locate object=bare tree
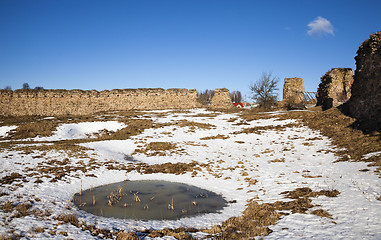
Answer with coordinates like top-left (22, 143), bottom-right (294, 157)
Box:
top-left (4, 86), bottom-right (12, 90)
top-left (197, 89), bottom-right (215, 105)
top-left (230, 90), bottom-right (242, 103)
top-left (249, 72), bottom-right (279, 109)
top-left (34, 86), bottom-right (44, 90)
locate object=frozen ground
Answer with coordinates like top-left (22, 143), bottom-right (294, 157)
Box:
top-left (0, 109), bottom-right (380, 239)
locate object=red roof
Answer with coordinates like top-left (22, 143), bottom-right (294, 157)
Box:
top-left (233, 103), bottom-right (244, 108)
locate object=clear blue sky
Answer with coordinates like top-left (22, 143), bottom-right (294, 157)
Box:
top-left (1, 0), bottom-right (380, 100)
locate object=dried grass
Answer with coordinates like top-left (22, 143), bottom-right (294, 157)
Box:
top-left (281, 187), bottom-right (340, 199)
top-left (0, 173), bottom-right (25, 185)
top-left (200, 134), bottom-right (229, 140)
top-left (241, 107), bottom-right (381, 171)
top-left (311, 209), bottom-right (333, 219)
top-left (132, 142), bottom-right (184, 156)
top-left (1, 201), bottom-right (14, 213)
top-left (117, 231), bottom-right (139, 240)
top-left (10, 121), bottom-right (58, 139)
top-left (234, 123), bottom-right (301, 135)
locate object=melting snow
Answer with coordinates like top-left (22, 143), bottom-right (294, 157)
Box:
top-left (35, 121), bottom-right (127, 141)
top-left (0, 126), bottom-right (17, 138)
top-left (0, 109), bottom-right (380, 239)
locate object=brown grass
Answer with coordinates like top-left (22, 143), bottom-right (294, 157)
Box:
top-left (234, 123), bottom-right (301, 135)
top-left (241, 107), bottom-right (381, 171)
top-left (1, 108), bottom-right (378, 238)
top-left (0, 173), bottom-right (25, 185)
top-left (10, 121), bottom-right (58, 139)
top-left (203, 186), bottom-right (340, 239)
top-left (174, 119), bottom-right (216, 130)
top-left (123, 161), bottom-right (208, 175)
top-left (14, 202), bottom-right (32, 217)
top-left (1, 201), bottom-right (14, 213)
top-left (132, 142), bottom-right (182, 156)
top-left (311, 209), bottom-right (333, 219)
top-left (281, 187), bottom-right (340, 199)
top-left (33, 227), bottom-right (45, 233)
top-left (57, 213), bottom-right (80, 227)
top-left (117, 231), bottom-right (139, 240)
top-left (200, 134), bottom-right (230, 140)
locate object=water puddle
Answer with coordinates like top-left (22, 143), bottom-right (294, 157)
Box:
top-left (73, 180), bottom-right (227, 220)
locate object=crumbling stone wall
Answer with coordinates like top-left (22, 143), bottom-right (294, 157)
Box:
top-left (343, 31), bottom-right (381, 131)
top-left (316, 68), bottom-right (353, 110)
top-left (283, 78), bottom-right (305, 104)
top-left (211, 88), bottom-right (233, 109)
top-left (0, 88), bottom-right (234, 116)
top-left (0, 88), bottom-right (207, 116)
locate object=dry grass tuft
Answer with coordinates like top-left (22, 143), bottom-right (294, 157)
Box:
top-left (10, 120), bottom-right (58, 139)
top-left (1, 201), bottom-right (14, 213)
top-left (33, 227), bottom-right (45, 233)
top-left (0, 173), bottom-right (25, 185)
top-left (311, 209), bottom-right (333, 219)
top-left (234, 123), bottom-right (301, 135)
top-left (174, 119), bottom-right (215, 130)
top-left (281, 187), bottom-right (340, 199)
top-left (125, 161), bottom-right (208, 175)
top-left (57, 213), bottom-right (80, 227)
top-left (117, 231), bottom-right (139, 240)
top-left (200, 134), bottom-right (229, 140)
top-left (101, 119), bottom-right (153, 140)
top-left (132, 142), bottom-right (182, 156)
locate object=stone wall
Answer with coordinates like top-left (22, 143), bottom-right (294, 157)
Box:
top-left (0, 88), bottom-right (217, 116)
top-left (283, 78), bottom-right (305, 104)
top-left (316, 68), bottom-right (353, 110)
top-left (343, 31), bottom-right (381, 131)
top-left (211, 88), bottom-right (233, 109)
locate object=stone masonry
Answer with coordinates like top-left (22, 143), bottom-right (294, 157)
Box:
top-left (0, 88), bottom-right (234, 116)
top-left (343, 31), bottom-right (381, 131)
top-left (0, 88), bottom-right (196, 116)
top-left (210, 88), bottom-right (233, 109)
top-left (316, 68), bottom-right (354, 110)
top-left (283, 78), bottom-right (305, 104)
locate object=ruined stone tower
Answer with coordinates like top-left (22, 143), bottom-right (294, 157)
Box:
top-left (343, 31), bottom-right (381, 131)
top-left (316, 68), bottom-right (353, 110)
top-left (283, 78), bottom-right (305, 104)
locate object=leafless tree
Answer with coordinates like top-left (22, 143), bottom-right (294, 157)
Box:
top-left (197, 89), bottom-right (215, 105)
top-left (249, 72), bottom-right (279, 109)
top-left (230, 90), bottom-right (242, 103)
top-left (4, 86), bottom-right (12, 90)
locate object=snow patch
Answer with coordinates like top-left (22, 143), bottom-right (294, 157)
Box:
top-left (35, 121), bottom-right (126, 141)
top-left (0, 126), bottom-right (17, 137)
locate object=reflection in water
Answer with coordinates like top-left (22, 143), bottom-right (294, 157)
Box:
top-left (73, 180), bottom-right (227, 220)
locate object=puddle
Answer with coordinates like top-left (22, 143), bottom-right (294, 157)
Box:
top-left (73, 180), bottom-right (227, 220)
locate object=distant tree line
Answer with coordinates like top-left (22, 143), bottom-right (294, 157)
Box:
top-left (3, 83), bottom-right (44, 91)
top-left (230, 90), bottom-right (242, 103)
top-left (197, 89), bottom-right (215, 105)
top-left (197, 89), bottom-right (243, 105)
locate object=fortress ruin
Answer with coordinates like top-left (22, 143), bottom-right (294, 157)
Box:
top-left (0, 88), bottom-right (233, 117)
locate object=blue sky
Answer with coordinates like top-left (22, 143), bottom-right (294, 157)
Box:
top-left (1, 0), bottom-right (380, 100)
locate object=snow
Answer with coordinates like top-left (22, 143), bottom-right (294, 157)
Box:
top-left (0, 125), bottom-right (17, 137)
top-left (363, 151), bottom-right (381, 159)
top-left (1, 109), bottom-right (380, 239)
top-left (35, 121), bottom-right (127, 141)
